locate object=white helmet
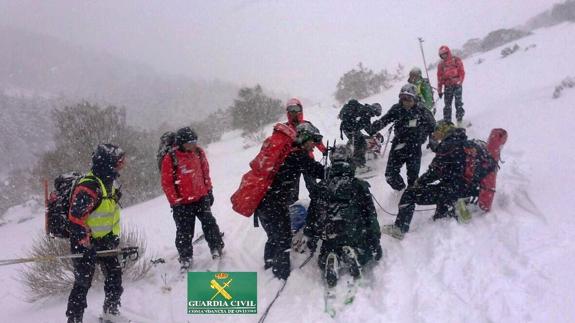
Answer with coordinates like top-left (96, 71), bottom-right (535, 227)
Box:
top-left (399, 84), bottom-right (417, 99)
top-left (409, 67), bottom-right (422, 77)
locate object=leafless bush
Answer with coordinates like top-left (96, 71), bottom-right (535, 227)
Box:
top-left (501, 44), bottom-right (521, 58)
top-left (553, 77), bottom-right (575, 99)
top-left (20, 225), bottom-right (152, 302)
top-left (242, 129), bottom-right (267, 148)
top-left (334, 62), bottom-right (404, 104)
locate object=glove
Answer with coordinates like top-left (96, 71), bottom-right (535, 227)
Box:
top-left (306, 237), bottom-right (318, 253)
top-left (411, 179), bottom-right (421, 189)
top-left (373, 244), bottom-right (383, 261)
top-left (113, 190), bottom-right (122, 204)
top-left (207, 189), bottom-right (214, 206)
top-left (292, 231), bottom-right (314, 253)
top-left (73, 241), bottom-right (96, 263)
top-left (438, 92), bottom-right (443, 99)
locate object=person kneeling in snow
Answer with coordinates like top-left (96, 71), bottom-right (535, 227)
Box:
top-left (302, 145), bottom-right (382, 287)
top-left (381, 121), bottom-right (468, 240)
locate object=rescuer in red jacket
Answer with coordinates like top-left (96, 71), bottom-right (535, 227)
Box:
top-left (160, 127), bottom-right (224, 272)
top-left (437, 45), bottom-right (465, 125)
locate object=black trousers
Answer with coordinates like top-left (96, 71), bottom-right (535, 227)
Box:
top-left (255, 196), bottom-right (292, 280)
top-left (172, 197), bottom-right (224, 260)
top-left (394, 183), bottom-right (460, 233)
top-left (66, 236), bottom-right (123, 319)
top-left (385, 143), bottom-right (422, 191)
top-left (443, 85), bottom-right (464, 122)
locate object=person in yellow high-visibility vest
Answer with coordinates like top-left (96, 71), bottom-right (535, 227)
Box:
top-left (65, 144), bottom-right (126, 323)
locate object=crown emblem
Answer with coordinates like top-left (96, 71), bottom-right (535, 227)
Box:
top-left (215, 272), bottom-right (229, 279)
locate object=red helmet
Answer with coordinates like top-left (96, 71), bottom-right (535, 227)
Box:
top-left (286, 97), bottom-right (304, 128)
top-left (286, 97), bottom-right (302, 109)
top-left (438, 45), bottom-right (450, 57)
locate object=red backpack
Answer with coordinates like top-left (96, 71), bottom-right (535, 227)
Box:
top-left (231, 123), bottom-right (296, 217)
top-left (462, 139), bottom-right (497, 193)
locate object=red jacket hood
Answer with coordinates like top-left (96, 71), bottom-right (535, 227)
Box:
top-left (439, 45), bottom-right (452, 60)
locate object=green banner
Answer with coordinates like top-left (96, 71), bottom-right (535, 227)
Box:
top-left (187, 272), bottom-right (257, 314)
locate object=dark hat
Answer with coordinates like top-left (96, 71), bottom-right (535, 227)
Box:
top-left (369, 103), bottom-right (382, 116)
top-left (330, 144), bottom-right (352, 163)
top-left (176, 127), bottom-right (198, 145)
top-left (295, 122), bottom-right (322, 145)
top-left (92, 144), bottom-right (125, 169)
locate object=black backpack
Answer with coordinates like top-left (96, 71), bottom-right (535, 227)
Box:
top-left (319, 173), bottom-right (365, 244)
top-left (339, 101), bottom-right (361, 133)
top-left (45, 172), bottom-right (82, 238)
top-left (156, 131), bottom-right (177, 171)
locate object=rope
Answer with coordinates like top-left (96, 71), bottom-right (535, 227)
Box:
top-left (370, 193), bottom-right (397, 216)
top-left (371, 192), bottom-right (436, 217)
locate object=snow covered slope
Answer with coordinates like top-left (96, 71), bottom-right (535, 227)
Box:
top-left (1, 22), bottom-right (575, 323)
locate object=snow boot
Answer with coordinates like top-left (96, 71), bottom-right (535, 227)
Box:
top-left (67, 316), bottom-right (83, 323)
top-left (341, 246), bottom-right (362, 279)
top-left (101, 302), bottom-right (129, 323)
top-left (324, 252), bottom-right (339, 288)
top-left (355, 165), bottom-right (372, 175)
top-left (432, 205), bottom-right (456, 221)
top-left (211, 247), bottom-right (223, 259)
top-left (381, 224), bottom-right (405, 240)
top-left (179, 257), bottom-right (192, 274)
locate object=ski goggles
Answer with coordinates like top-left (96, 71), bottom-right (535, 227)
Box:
top-left (298, 132), bottom-right (323, 144)
top-left (286, 105), bottom-right (302, 113)
top-left (399, 94), bottom-right (415, 102)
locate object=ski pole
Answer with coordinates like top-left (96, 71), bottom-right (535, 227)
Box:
top-left (0, 247), bottom-right (139, 267)
top-left (418, 37), bottom-right (431, 83)
top-left (43, 178), bottom-right (48, 234)
top-left (418, 37), bottom-right (436, 106)
top-left (323, 139), bottom-right (330, 181)
top-left (298, 252), bottom-right (315, 269)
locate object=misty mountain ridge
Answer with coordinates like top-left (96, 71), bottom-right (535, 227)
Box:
top-left (0, 25), bottom-right (239, 128)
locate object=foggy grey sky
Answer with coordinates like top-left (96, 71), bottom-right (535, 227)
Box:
top-left (0, 0), bottom-right (556, 102)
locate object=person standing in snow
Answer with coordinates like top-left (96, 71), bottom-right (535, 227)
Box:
top-left (408, 67), bottom-right (435, 114)
top-left (338, 99), bottom-right (382, 170)
top-left (370, 84), bottom-right (436, 191)
top-left (437, 45), bottom-right (465, 125)
top-left (302, 145), bottom-right (382, 286)
top-left (283, 97), bottom-right (329, 255)
top-left (65, 144), bottom-right (126, 323)
top-left (160, 127), bottom-right (224, 272)
top-left (255, 123), bottom-right (325, 280)
top-left (283, 97), bottom-right (327, 203)
top-left (381, 121), bottom-right (469, 240)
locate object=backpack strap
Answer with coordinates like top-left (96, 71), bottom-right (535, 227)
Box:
top-left (169, 149), bottom-right (181, 198)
